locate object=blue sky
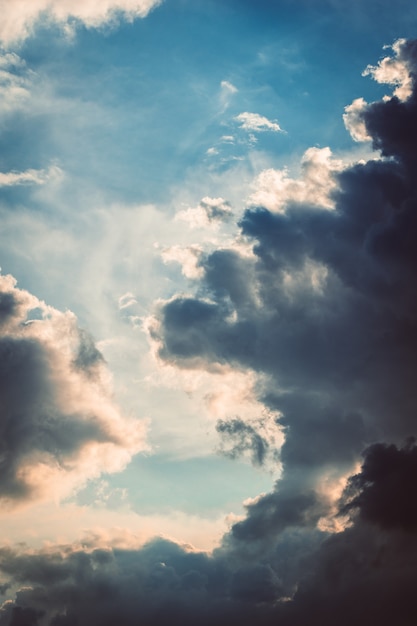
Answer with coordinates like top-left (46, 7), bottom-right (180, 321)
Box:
top-left (1, 1), bottom-right (417, 624)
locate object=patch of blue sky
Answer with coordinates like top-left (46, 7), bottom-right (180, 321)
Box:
top-left (74, 453), bottom-right (275, 517)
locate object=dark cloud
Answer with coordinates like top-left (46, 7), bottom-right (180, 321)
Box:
top-left (341, 440), bottom-right (417, 531)
top-left (216, 417), bottom-right (279, 467)
top-left (142, 38), bottom-right (417, 623)
top-left (0, 274), bottom-right (145, 504)
top-left (3, 38), bottom-right (417, 626)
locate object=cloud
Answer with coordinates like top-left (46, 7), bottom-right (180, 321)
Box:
top-left (341, 440), bottom-right (417, 531)
top-left (0, 273), bottom-right (147, 506)
top-left (175, 197), bottom-right (233, 229)
top-left (0, 0), bottom-right (163, 46)
top-left (249, 147), bottom-right (344, 211)
top-left (0, 52), bottom-right (30, 113)
top-left (2, 36), bottom-right (417, 626)
top-left (363, 38), bottom-right (417, 101)
top-left (161, 245), bottom-right (204, 279)
top-left (343, 98), bottom-right (372, 142)
top-left (149, 37), bottom-right (417, 602)
top-left (235, 112), bottom-right (283, 133)
top-left (0, 166), bottom-right (62, 187)
top-left (216, 416), bottom-right (281, 468)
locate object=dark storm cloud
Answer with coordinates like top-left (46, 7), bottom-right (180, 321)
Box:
top-left (0, 274), bottom-right (145, 504)
top-left (146, 38), bottom-right (417, 621)
top-left (155, 39), bottom-right (417, 444)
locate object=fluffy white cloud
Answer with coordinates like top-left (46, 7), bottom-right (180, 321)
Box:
top-left (343, 97), bottom-right (372, 142)
top-left (363, 38), bottom-right (414, 101)
top-left (0, 0), bottom-right (162, 46)
top-left (235, 112), bottom-right (283, 133)
top-left (249, 147), bottom-right (344, 212)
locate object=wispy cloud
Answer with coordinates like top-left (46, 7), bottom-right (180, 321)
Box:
top-left (235, 111), bottom-right (284, 133)
top-left (0, 165), bottom-right (62, 187)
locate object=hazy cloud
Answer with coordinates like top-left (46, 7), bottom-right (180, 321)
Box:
top-left (175, 197), bottom-right (233, 229)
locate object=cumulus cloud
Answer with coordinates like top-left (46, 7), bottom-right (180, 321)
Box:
top-left (343, 97), bottom-right (372, 142)
top-left (0, 52), bottom-right (31, 113)
top-left (0, 273), bottom-right (147, 506)
top-left (216, 416), bottom-right (281, 468)
top-left (146, 40), bottom-right (417, 619)
top-left (249, 147), bottom-right (344, 211)
top-left (161, 244), bottom-right (204, 279)
top-left (2, 37), bottom-right (417, 626)
top-left (235, 112), bottom-right (283, 133)
top-left (363, 38), bottom-right (417, 101)
top-left (0, 0), bottom-right (162, 46)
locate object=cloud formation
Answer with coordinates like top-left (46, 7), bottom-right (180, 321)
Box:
top-left (0, 0), bottom-right (162, 46)
top-left (0, 273), bottom-right (146, 505)
top-left (235, 112), bottom-right (283, 133)
top-left (2, 37), bottom-right (417, 626)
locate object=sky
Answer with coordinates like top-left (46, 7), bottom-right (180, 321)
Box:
top-left (1, 0), bottom-right (417, 624)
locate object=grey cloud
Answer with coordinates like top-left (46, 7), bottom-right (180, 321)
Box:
top-left (3, 38), bottom-right (417, 626)
top-left (0, 274), bottom-right (145, 504)
top-left (148, 39), bottom-right (417, 611)
top-left (340, 440), bottom-right (417, 531)
top-left (216, 417), bottom-right (279, 467)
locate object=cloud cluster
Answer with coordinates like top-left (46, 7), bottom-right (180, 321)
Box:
top-left (0, 0), bottom-right (162, 46)
top-left (2, 37), bottom-right (417, 626)
top-left (0, 273), bottom-right (146, 505)
top-left (145, 38), bottom-right (417, 620)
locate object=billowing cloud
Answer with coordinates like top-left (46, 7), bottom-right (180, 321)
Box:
top-left (363, 37), bottom-right (417, 101)
top-left (147, 37), bottom-right (417, 609)
top-left (2, 36), bottom-right (417, 626)
top-left (235, 112), bottom-right (283, 133)
top-left (0, 0), bottom-right (163, 46)
top-left (249, 147), bottom-right (344, 211)
top-left (0, 273), bottom-right (146, 505)
top-left (343, 98), bottom-right (372, 142)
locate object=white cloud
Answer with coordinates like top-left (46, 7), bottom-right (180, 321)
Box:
top-left (249, 147), bottom-right (344, 212)
top-left (235, 111), bottom-right (283, 133)
top-left (363, 38), bottom-right (413, 101)
top-left (343, 97), bottom-right (372, 142)
top-left (0, 165), bottom-right (62, 187)
top-left (221, 80), bottom-right (238, 94)
top-left (0, 51), bottom-right (30, 112)
top-left (0, 0), bottom-right (163, 46)
top-left (161, 244), bottom-right (204, 279)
